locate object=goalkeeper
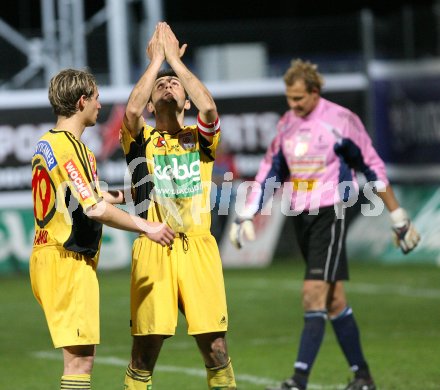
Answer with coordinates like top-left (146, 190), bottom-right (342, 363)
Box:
top-left (229, 59), bottom-right (420, 390)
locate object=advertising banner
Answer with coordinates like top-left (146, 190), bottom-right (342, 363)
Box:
top-left (0, 103), bottom-right (279, 192)
top-left (370, 60), bottom-right (440, 181)
top-left (0, 83), bottom-right (365, 273)
top-left (0, 205), bottom-right (136, 274)
top-left (0, 86), bottom-right (364, 192)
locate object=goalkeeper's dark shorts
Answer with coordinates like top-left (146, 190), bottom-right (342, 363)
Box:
top-left (293, 205), bottom-right (349, 282)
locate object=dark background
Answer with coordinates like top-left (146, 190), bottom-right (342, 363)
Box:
top-left (1, 0), bottom-right (438, 84)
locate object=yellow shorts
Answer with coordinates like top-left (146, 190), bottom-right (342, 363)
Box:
top-left (29, 246), bottom-right (99, 348)
top-left (130, 232), bottom-right (228, 336)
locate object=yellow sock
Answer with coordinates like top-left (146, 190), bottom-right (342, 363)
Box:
top-left (61, 374), bottom-right (91, 390)
top-left (206, 358), bottom-right (237, 390)
top-left (124, 365), bottom-right (153, 390)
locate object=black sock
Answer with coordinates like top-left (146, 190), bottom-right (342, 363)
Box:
top-left (293, 310), bottom-right (327, 388)
top-left (330, 306), bottom-right (371, 379)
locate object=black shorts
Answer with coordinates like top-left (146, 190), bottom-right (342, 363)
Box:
top-left (293, 205), bottom-right (349, 282)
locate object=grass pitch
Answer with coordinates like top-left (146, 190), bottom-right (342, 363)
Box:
top-left (1, 259), bottom-right (439, 389)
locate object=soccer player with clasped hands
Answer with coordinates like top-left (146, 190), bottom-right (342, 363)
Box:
top-left (230, 59), bottom-right (420, 390)
top-left (120, 23), bottom-right (237, 389)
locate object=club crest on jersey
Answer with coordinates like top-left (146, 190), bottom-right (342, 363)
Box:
top-left (64, 159), bottom-right (92, 200)
top-left (154, 135), bottom-right (166, 148)
top-left (178, 132), bottom-right (195, 150)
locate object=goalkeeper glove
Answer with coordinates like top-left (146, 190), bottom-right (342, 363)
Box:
top-left (229, 218), bottom-right (256, 249)
top-left (390, 207), bottom-right (420, 254)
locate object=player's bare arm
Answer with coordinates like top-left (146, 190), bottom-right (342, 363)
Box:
top-left (162, 23), bottom-right (218, 136)
top-left (375, 184), bottom-right (399, 212)
top-left (86, 200), bottom-right (174, 246)
top-left (102, 189), bottom-right (125, 204)
top-left (124, 24), bottom-right (165, 138)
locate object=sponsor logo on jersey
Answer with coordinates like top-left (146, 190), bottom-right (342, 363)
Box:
top-left (153, 152), bottom-right (202, 198)
top-left (178, 132), bottom-right (195, 150)
top-left (33, 229), bottom-right (49, 245)
top-left (64, 159), bottom-right (92, 200)
top-left (290, 155), bottom-right (326, 173)
top-left (34, 141), bottom-right (58, 171)
top-left (291, 178), bottom-right (318, 192)
top-left (88, 153), bottom-right (98, 182)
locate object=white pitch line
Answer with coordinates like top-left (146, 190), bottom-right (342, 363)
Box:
top-left (32, 351), bottom-right (271, 384)
top-left (32, 350), bottom-right (346, 389)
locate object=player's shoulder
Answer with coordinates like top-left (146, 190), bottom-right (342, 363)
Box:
top-left (322, 97), bottom-right (356, 116)
top-left (321, 98), bottom-right (360, 125)
top-left (36, 129), bottom-right (75, 151)
top-left (145, 123), bottom-right (156, 132)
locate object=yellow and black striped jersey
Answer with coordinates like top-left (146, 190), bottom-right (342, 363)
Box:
top-left (31, 129), bottom-right (103, 260)
top-left (120, 116), bottom-right (221, 234)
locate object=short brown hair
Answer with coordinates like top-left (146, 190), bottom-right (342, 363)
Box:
top-left (283, 59), bottom-right (324, 93)
top-left (48, 68), bottom-right (97, 118)
top-left (156, 68), bottom-right (178, 80)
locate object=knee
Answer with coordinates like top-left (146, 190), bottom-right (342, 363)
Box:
top-left (328, 299), bottom-right (347, 317)
top-left (209, 336), bottom-right (230, 367)
top-left (63, 346), bottom-right (95, 374)
top-left (302, 284), bottom-right (327, 311)
top-left (130, 335), bottom-right (164, 370)
top-left (327, 289), bottom-right (347, 316)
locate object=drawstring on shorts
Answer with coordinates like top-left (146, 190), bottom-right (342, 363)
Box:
top-left (168, 233), bottom-right (189, 253)
top-left (179, 233), bottom-right (189, 253)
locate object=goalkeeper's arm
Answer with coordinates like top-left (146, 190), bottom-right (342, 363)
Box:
top-left (377, 185), bottom-right (420, 254)
top-left (228, 182), bottom-right (262, 249)
top-left (229, 143), bottom-right (290, 249)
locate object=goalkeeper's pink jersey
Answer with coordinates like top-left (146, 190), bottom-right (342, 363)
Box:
top-left (248, 97), bottom-right (389, 212)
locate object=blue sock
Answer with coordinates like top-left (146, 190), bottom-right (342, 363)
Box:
top-left (330, 306), bottom-right (371, 378)
top-left (292, 310), bottom-right (327, 388)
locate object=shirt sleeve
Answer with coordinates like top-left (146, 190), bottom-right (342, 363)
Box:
top-left (245, 132), bottom-right (290, 216)
top-left (57, 147), bottom-right (101, 212)
top-left (120, 121), bottom-right (139, 155)
top-left (337, 112), bottom-right (389, 189)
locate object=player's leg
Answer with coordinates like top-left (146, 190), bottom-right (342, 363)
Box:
top-left (125, 236), bottom-right (178, 389)
top-left (328, 282), bottom-right (376, 389)
top-left (61, 345), bottom-right (95, 389)
top-left (266, 279), bottom-right (330, 390)
top-left (267, 207), bottom-right (347, 390)
top-left (30, 248), bottom-right (100, 390)
top-left (195, 332), bottom-right (236, 389)
top-left (124, 335), bottom-right (165, 390)
top-left (181, 234), bottom-right (236, 389)
top-left (290, 280), bottom-right (330, 390)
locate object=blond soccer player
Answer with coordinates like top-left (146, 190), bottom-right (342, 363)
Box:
top-left (30, 68), bottom-right (174, 390)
